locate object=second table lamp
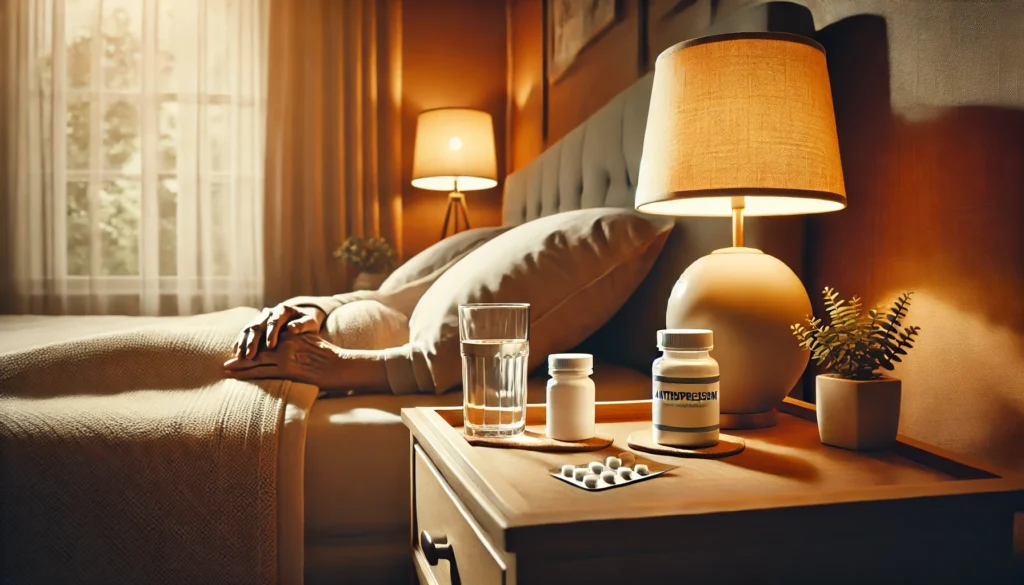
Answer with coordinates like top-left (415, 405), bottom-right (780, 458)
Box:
top-left (412, 108), bottom-right (498, 239)
top-left (635, 32), bottom-right (847, 428)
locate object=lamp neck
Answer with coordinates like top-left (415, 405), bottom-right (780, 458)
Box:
top-left (449, 176), bottom-right (464, 201)
top-left (731, 196), bottom-right (745, 248)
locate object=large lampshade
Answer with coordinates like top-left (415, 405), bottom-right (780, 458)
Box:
top-left (412, 108), bottom-right (498, 192)
top-left (635, 32), bottom-right (846, 216)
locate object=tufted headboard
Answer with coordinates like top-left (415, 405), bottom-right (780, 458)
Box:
top-left (502, 72), bottom-right (807, 371)
top-left (503, 75), bottom-right (655, 225)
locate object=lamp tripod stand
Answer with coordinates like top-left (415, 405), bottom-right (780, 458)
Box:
top-left (440, 190), bottom-right (471, 239)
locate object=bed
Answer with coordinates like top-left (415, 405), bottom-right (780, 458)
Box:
top-left (0, 314), bottom-right (651, 585)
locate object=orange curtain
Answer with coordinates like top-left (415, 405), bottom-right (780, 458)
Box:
top-left (263, 0), bottom-right (403, 304)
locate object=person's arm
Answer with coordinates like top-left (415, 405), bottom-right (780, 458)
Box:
top-left (227, 262), bottom-right (457, 390)
top-left (224, 334), bottom-right (390, 394)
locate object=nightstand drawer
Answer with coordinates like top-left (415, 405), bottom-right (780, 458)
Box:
top-left (413, 445), bottom-right (505, 585)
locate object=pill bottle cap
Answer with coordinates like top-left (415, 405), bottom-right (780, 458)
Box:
top-left (658, 329), bottom-right (713, 351)
top-left (548, 353), bottom-right (593, 373)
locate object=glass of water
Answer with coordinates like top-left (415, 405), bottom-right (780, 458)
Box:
top-left (459, 303), bottom-right (530, 437)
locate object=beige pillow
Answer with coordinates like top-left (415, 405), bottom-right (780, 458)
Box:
top-left (408, 208), bottom-right (672, 393)
top-left (379, 226), bottom-right (507, 292)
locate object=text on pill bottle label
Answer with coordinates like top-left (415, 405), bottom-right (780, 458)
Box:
top-left (652, 375), bottom-right (719, 432)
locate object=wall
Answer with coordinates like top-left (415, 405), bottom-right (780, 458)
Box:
top-left (546, 1), bottom-right (645, 143)
top-left (507, 0), bottom-right (1024, 471)
top-left (507, 0), bottom-right (812, 167)
top-left (803, 0), bottom-right (1024, 472)
top-left (508, 0), bottom-right (545, 172)
top-left (401, 0), bottom-right (507, 258)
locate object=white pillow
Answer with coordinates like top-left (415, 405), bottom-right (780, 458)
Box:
top-left (404, 208), bottom-right (672, 393)
top-left (379, 226), bottom-right (507, 292)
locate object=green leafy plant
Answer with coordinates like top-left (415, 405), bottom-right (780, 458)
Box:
top-left (333, 236), bottom-right (397, 274)
top-left (791, 287), bottom-right (921, 380)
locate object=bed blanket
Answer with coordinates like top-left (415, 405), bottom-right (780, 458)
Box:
top-left (0, 308), bottom-right (290, 585)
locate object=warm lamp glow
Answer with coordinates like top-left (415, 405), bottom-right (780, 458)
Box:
top-left (412, 108), bottom-right (497, 192)
top-left (635, 33), bottom-right (846, 217)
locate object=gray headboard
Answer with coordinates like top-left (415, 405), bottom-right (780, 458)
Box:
top-left (501, 72), bottom-right (807, 370)
top-left (503, 74), bottom-right (655, 225)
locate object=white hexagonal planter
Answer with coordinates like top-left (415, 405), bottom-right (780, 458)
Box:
top-left (815, 374), bottom-right (901, 451)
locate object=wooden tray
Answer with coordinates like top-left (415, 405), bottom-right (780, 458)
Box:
top-left (425, 397), bottom-right (1017, 483)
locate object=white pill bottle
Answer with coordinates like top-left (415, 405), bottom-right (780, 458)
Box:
top-left (652, 329), bottom-right (720, 448)
top-left (546, 353), bottom-right (596, 441)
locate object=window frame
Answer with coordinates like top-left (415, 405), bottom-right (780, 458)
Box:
top-left (53, 0), bottom-right (258, 306)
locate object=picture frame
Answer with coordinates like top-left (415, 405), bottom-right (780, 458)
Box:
top-left (547, 0), bottom-right (620, 82)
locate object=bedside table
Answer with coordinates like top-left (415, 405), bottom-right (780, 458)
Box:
top-left (402, 399), bottom-right (1023, 585)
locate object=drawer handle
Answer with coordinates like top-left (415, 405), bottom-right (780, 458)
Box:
top-left (420, 530), bottom-right (455, 566)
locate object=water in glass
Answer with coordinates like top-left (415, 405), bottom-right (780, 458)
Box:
top-left (459, 304), bottom-right (529, 437)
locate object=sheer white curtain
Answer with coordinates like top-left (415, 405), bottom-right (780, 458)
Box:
top-left (1, 0), bottom-right (268, 315)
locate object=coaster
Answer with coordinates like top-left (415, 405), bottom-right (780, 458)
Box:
top-left (463, 430), bottom-right (614, 452)
top-left (627, 428), bottom-right (745, 459)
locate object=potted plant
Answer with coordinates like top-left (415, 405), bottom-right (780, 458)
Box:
top-left (333, 236), bottom-right (397, 290)
top-left (791, 288), bottom-right (921, 451)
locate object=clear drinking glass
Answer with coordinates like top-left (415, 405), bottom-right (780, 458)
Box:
top-left (459, 303), bottom-right (530, 437)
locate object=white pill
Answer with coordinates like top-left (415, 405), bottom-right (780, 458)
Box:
top-left (601, 470), bottom-right (616, 484)
top-left (605, 456), bottom-right (621, 470)
top-left (634, 464), bottom-right (649, 476)
top-left (583, 474), bottom-right (599, 488)
top-left (588, 461), bottom-right (604, 473)
top-left (618, 468), bottom-right (632, 479)
top-left (561, 464), bottom-right (575, 477)
top-left (573, 468), bottom-right (587, 481)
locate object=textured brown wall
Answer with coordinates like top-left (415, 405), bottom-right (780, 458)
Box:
top-left (509, 0), bottom-right (806, 161)
top-left (545, 0), bottom-right (644, 143)
top-left (509, 0), bottom-right (545, 172)
top-left (507, 0), bottom-right (1024, 470)
top-left (804, 0), bottom-right (1024, 472)
top-left (401, 0), bottom-right (507, 258)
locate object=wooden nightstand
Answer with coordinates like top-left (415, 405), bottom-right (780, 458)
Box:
top-left (402, 399), bottom-right (1023, 584)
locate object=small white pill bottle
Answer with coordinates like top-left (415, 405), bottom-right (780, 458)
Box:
top-left (546, 353), bottom-right (596, 441)
top-left (652, 329), bottom-right (720, 448)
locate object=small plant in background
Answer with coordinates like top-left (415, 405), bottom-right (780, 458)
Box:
top-left (791, 287), bottom-right (921, 380)
top-left (333, 236), bottom-right (397, 274)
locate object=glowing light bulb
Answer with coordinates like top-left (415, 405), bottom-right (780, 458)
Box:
top-left (448, 137), bottom-right (463, 151)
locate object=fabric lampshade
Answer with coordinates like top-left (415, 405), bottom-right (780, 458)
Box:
top-left (635, 32), bottom-right (846, 216)
top-left (412, 108), bottom-right (498, 192)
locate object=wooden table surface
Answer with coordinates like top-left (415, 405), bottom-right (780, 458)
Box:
top-left (405, 399), bottom-right (1024, 584)
top-left (483, 411), bottom-right (951, 512)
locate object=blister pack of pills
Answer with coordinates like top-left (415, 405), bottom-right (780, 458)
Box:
top-left (549, 452), bottom-right (676, 491)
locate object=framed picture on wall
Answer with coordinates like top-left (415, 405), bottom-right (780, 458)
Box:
top-left (547, 0), bottom-right (620, 81)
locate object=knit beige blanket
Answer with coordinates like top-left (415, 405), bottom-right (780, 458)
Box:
top-left (0, 308), bottom-right (290, 585)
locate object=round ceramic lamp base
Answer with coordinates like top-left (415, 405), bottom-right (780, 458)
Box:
top-left (666, 247), bottom-right (811, 430)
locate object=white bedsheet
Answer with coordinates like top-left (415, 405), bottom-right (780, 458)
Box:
top-left (0, 315), bottom-right (314, 585)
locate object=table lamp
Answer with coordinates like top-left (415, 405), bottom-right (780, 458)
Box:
top-left (412, 108), bottom-right (498, 239)
top-left (635, 32), bottom-right (846, 429)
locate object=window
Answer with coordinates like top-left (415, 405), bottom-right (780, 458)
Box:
top-left (12, 0), bottom-right (267, 314)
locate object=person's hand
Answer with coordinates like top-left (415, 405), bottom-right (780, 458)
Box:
top-left (224, 334), bottom-right (390, 393)
top-left (225, 333), bottom-right (343, 387)
top-left (232, 303), bottom-right (326, 360)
